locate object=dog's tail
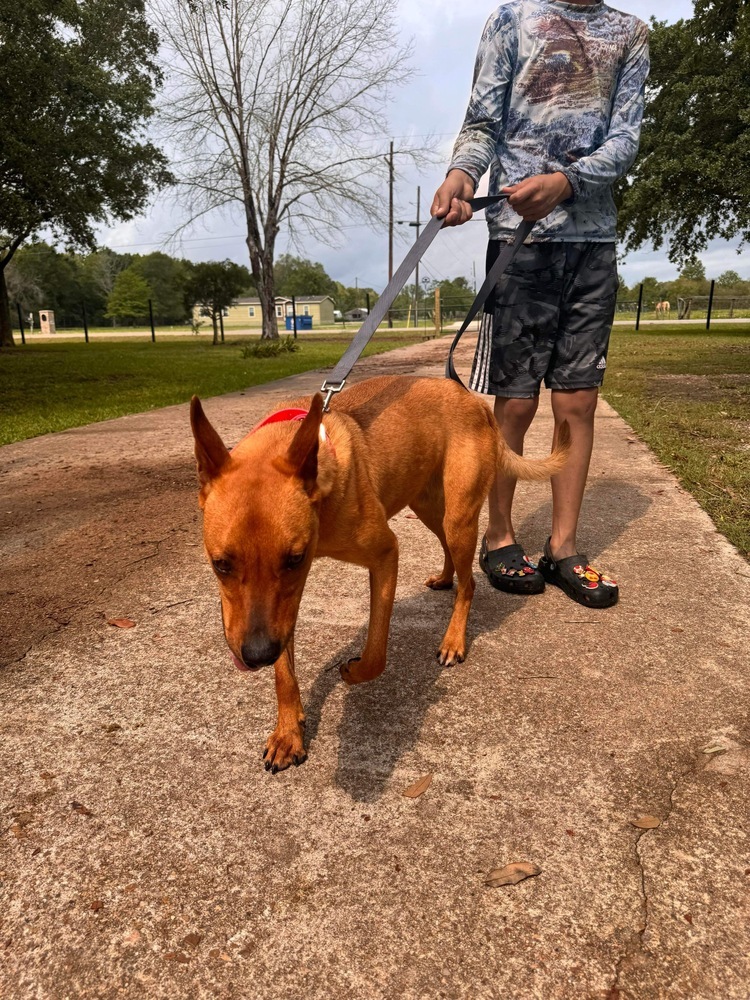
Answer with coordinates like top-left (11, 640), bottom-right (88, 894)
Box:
top-left (493, 417), bottom-right (571, 481)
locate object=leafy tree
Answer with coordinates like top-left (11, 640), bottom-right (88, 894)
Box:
top-left (106, 269), bottom-right (152, 323)
top-left (679, 260), bottom-right (707, 283)
top-left (6, 243), bottom-right (84, 325)
top-left (426, 276), bottom-right (475, 317)
top-left (332, 282), bottom-right (379, 314)
top-left (619, 1), bottom-right (750, 264)
top-left (717, 270), bottom-right (743, 287)
top-left (0, 0), bottom-right (171, 347)
top-left (274, 256), bottom-right (336, 298)
top-left (79, 249), bottom-right (132, 325)
top-left (185, 261), bottom-right (252, 345)
top-left (133, 253), bottom-right (190, 324)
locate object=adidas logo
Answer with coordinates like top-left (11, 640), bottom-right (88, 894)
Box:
top-left (596, 356), bottom-right (607, 370)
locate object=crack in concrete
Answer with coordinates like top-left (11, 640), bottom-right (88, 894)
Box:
top-left (608, 761), bottom-right (697, 997)
top-left (0, 618), bottom-right (72, 670)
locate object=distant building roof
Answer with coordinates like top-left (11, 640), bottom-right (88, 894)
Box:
top-left (235, 294), bottom-right (335, 305)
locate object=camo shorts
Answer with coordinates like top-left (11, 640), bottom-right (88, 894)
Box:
top-left (469, 241), bottom-right (618, 397)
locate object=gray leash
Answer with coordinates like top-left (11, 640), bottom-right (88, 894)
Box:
top-left (321, 196), bottom-right (534, 409)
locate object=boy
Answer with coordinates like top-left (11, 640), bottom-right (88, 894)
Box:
top-left (432, 0), bottom-right (649, 608)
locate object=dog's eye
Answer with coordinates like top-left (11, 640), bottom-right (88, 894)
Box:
top-left (285, 551), bottom-right (306, 571)
top-left (212, 558), bottom-right (233, 576)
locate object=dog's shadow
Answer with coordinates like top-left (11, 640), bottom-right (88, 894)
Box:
top-left (303, 478), bottom-right (651, 802)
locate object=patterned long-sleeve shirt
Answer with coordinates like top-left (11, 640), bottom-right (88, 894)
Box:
top-left (448, 0), bottom-right (650, 242)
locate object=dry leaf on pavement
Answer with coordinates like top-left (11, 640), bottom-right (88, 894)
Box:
top-left (630, 815), bottom-right (661, 830)
top-left (107, 618), bottom-right (136, 629)
top-left (485, 862), bottom-right (541, 887)
top-left (70, 801), bottom-right (93, 817)
top-left (402, 774), bottom-right (433, 798)
top-left (702, 743), bottom-right (726, 756)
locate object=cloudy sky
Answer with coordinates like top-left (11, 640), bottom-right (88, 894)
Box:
top-left (101, 0), bottom-right (747, 288)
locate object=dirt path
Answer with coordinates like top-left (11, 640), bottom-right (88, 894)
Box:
top-left (2, 336), bottom-right (748, 999)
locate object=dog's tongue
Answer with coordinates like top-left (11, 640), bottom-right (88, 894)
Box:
top-left (231, 651), bottom-right (250, 671)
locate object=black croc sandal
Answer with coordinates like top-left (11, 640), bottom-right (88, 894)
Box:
top-left (538, 538), bottom-right (619, 609)
top-left (478, 538), bottom-right (545, 594)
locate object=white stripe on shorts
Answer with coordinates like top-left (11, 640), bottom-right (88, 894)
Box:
top-left (469, 311), bottom-right (493, 394)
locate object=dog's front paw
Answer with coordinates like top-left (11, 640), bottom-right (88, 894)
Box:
top-left (424, 572), bottom-right (454, 590)
top-left (339, 654), bottom-right (386, 685)
top-left (436, 639), bottom-right (466, 667)
top-left (263, 724), bottom-right (307, 773)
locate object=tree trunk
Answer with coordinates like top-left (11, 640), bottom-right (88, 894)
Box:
top-left (257, 261), bottom-right (279, 340)
top-left (0, 266), bottom-right (16, 349)
top-left (211, 309), bottom-right (219, 345)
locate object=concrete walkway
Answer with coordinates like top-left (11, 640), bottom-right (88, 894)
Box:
top-left (1, 337), bottom-right (748, 1000)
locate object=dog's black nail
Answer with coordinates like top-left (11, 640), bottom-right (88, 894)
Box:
top-left (265, 761), bottom-right (271, 771)
top-left (262, 748), bottom-right (268, 759)
top-left (272, 765), bottom-right (279, 774)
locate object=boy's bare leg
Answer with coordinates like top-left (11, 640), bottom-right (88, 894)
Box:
top-left (548, 388), bottom-right (598, 559)
top-left (484, 395), bottom-right (539, 549)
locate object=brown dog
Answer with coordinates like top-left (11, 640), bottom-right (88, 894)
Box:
top-left (191, 376), bottom-right (568, 772)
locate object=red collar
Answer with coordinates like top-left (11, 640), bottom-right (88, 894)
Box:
top-left (250, 407), bottom-right (308, 434)
top-left (249, 407), bottom-right (335, 459)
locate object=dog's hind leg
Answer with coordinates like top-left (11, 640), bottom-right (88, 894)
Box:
top-left (410, 489), bottom-right (455, 590)
top-left (435, 445), bottom-right (491, 666)
top-left (436, 510), bottom-right (480, 666)
top-left (264, 637), bottom-right (307, 773)
top-left (340, 523), bottom-right (399, 686)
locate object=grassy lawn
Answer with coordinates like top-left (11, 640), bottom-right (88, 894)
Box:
top-left (0, 335), bottom-right (424, 445)
top-left (602, 324), bottom-right (750, 557)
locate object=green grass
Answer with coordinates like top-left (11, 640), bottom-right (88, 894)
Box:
top-left (0, 335), bottom-right (423, 445)
top-left (602, 324), bottom-right (750, 557)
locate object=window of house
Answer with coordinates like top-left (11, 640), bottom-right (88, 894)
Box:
top-left (248, 306), bottom-right (255, 318)
top-left (276, 305), bottom-right (283, 318)
top-left (303, 305), bottom-right (310, 316)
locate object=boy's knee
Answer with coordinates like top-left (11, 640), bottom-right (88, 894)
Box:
top-left (496, 395), bottom-right (539, 429)
top-left (551, 388), bottom-right (598, 423)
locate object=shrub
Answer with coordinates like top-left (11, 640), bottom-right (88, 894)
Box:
top-left (240, 336), bottom-right (301, 358)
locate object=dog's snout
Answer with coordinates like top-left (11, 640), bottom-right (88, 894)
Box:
top-left (241, 635), bottom-right (282, 667)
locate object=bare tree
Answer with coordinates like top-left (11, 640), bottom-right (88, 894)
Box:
top-left (154, 0), bottom-right (419, 338)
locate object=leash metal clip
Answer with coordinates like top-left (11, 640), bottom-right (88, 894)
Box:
top-left (320, 378), bottom-right (346, 412)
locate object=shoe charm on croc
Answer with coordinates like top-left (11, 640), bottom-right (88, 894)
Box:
top-left (498, 555), bottom-right (538, 578)
top-left (572, 564), bottom-right (618, 591)
top-left (479, 539), bottom-right (545, 594)
top-left (539, 539), bottom-right (619, 609)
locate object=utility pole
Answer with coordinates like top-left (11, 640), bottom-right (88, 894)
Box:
top-left (472, 260), bottom-right (477, 293)
top-left (414, 186), bottom-right (421, 329)
top-left (387, 140), bottom-right (394, 328)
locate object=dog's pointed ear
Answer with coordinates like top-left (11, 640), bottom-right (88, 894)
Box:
top-left (190, 396), bottom-right (230, 489)
top-left (285, 393), bottom-right (324, 493)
